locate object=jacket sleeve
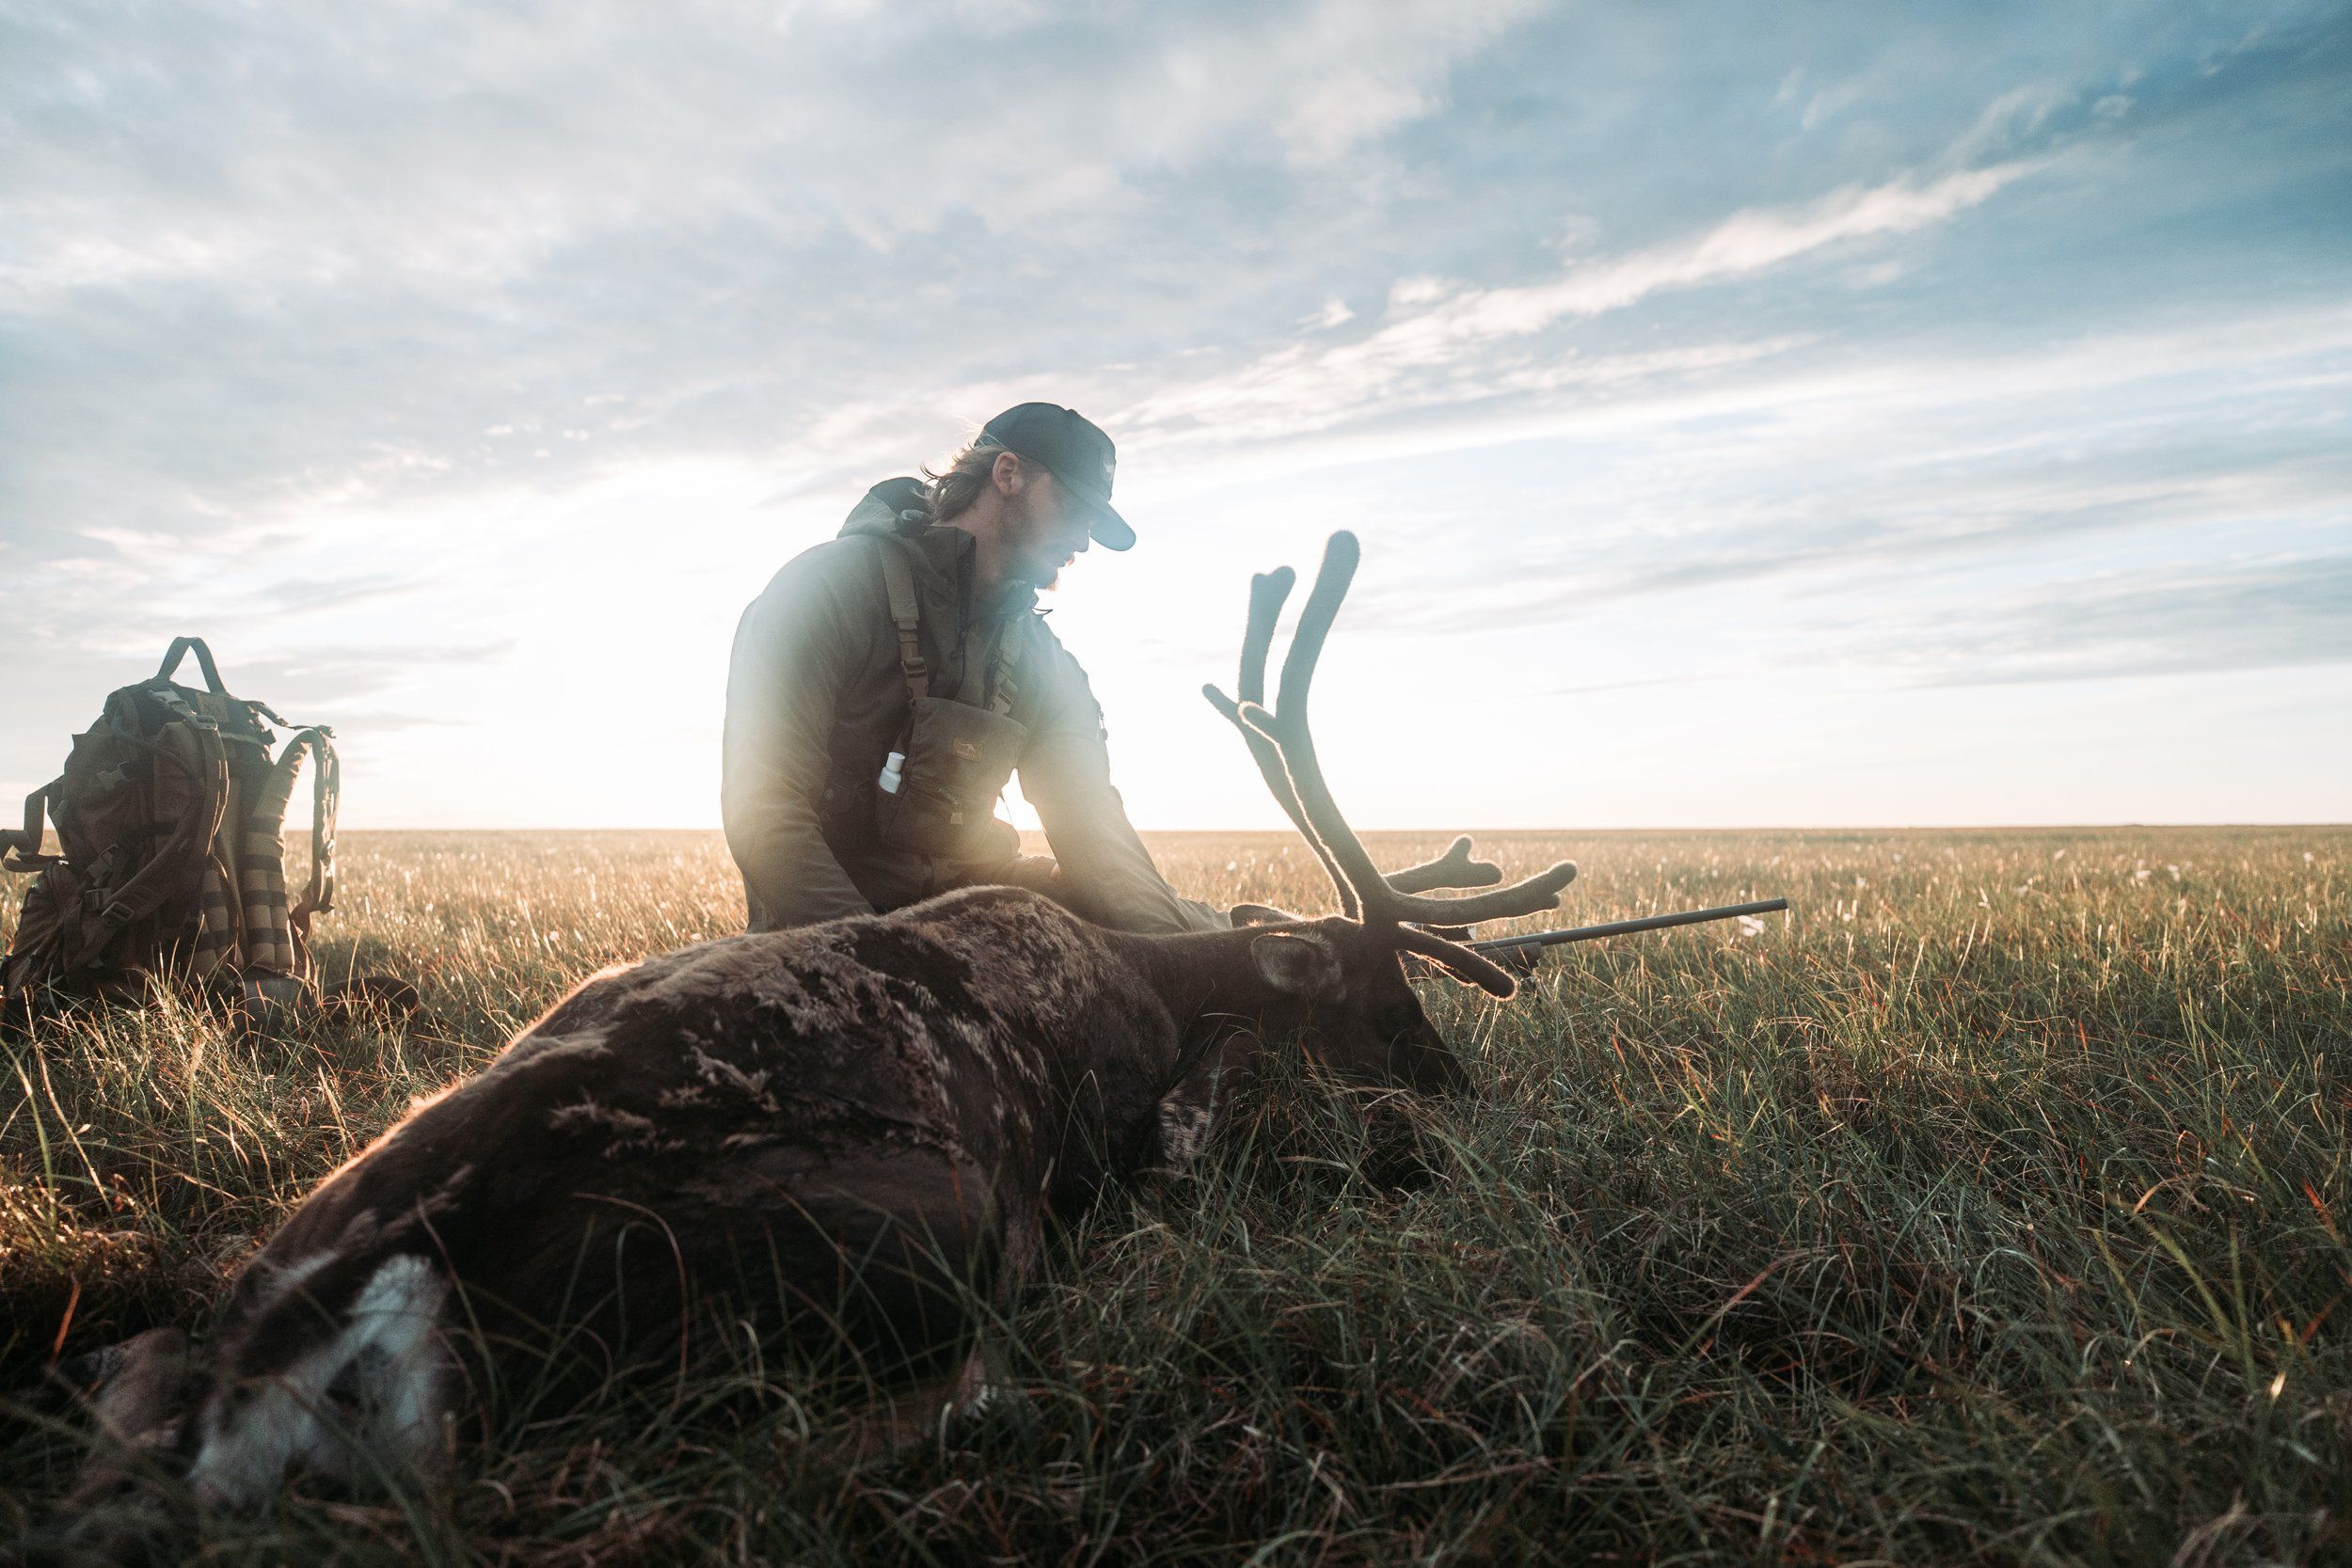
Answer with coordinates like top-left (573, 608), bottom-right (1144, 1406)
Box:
top-left (1018, 635), bottom-right (1228, 935)
top-left (721, 546), bottom-right (877, 928)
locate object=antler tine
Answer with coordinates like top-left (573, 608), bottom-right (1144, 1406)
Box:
top-left (1385, 834), bottom-right (1503, 895)
top-left (1395, 925), bottom-right (1521, 998)
top-left (1241, 530), bottom-right (1581, 929)
top-left (1238, 566), bottom-right (1292, 709)
top-left (1203, 564), bottom-right (1360, 919)
top-left (1234, 531), bottom-right (1401, 919)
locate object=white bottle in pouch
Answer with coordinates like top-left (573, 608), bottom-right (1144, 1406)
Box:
top-left (878, 751), bottom-right (905, 795)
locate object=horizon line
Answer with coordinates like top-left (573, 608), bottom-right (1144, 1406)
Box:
top-left (322, 821), bottom-right (2352, 833)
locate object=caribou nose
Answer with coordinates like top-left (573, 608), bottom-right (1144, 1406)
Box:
top-left (1417, 1036), bottom-right (1470, 1095)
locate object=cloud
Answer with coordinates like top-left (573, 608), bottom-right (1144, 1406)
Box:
top-left (0, 0), bottom-right (1561, 570)
top-left (1, 2), bottom-right (2345, 824)
top-left (1302, 304), bottom-right (2352, 639)
top-left (1547, 673), bottom-right (1734, 698)
top-left (0, 0), bottom-right (1544, 305)
top-left (319, 710), bottom-right (468, 734)
top-left (6, 0), bottom-right (2335, 578)
top-left (264, 574), bottom-right (425, 614)
top-left (1113, 158), bottom-right (2039, 445)
top-left (1870, 554), bottom-right (2352, 686)
top-left (1262, 0), bottom-right (1542, 163)
top-left (227, 642), bottom-right (517, 707)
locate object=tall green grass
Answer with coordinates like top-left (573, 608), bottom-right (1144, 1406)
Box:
top-left (4, 827), bottom-right (2346, 1564)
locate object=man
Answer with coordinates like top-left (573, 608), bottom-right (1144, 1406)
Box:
top-left (723, 403), bottom-right (1227, 935)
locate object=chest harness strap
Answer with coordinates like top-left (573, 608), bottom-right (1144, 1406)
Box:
top-left (877, 540), bottom-right (931, 703)
top-left (876, 536), bottom-right (1022, 716)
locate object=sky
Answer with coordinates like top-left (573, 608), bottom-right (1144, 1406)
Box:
top-left (2, 0), bottom-right (2347, 832)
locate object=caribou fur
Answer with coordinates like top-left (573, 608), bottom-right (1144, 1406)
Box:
top-left (80, 885), bottom-right (1465, 1504)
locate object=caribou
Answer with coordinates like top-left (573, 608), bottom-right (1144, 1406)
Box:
top-left (70, 531), bottom-right (1575, 1504)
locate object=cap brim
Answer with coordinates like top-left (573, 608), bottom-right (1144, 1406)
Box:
top-left (1084, 499), bottom-right (1136, 551)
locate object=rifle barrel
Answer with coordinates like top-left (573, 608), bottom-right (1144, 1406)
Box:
top-left (1466, 897), bottom-right (1789, 954)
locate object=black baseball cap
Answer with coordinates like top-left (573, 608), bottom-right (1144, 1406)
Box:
top-left (977, 403), bottom-right (1135, 550)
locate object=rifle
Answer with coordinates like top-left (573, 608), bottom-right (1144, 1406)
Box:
top-left (1466, 896), bottom-right (1789, 963)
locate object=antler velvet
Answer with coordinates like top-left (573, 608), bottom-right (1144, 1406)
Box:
top-left (1206, 530), bottom-right (1578, 994)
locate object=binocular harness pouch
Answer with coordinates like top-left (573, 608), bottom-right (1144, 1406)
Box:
top-left (874, 696), bottom-right (1027, 863)
top-left (868, 536), bottom-right (1029, 864)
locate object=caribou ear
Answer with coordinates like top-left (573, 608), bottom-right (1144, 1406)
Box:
top-left (1250, 931), bottom-right (1344, 997)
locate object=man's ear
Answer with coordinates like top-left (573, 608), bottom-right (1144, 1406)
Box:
top-left (993, 450), bottom-right (1025, 495)
top-left (1250, 931), bottom-right (1344, 998)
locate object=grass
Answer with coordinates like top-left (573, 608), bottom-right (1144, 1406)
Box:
top-left (3, 825), bottom-right (2348, 1565)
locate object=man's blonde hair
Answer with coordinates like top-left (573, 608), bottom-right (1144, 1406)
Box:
top-left (922, 440), bottom-right (1020, 524)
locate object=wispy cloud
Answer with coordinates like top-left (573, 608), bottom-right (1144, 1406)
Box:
top-left (1868, 554), bottom-right (2352, 687)
top-left (1318, 307), bottom-right (2352, 638)
top-left (228, 643), bottom-right (519, 709)
top-left (264, 574), bottom-right (426, 614)
top-left (1118, 160), bottom-right (2038, 445)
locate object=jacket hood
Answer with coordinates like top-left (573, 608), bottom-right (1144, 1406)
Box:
top-left (836, 477), bottom-right (1039, 618)
top-left (837, 476), bottom-right (933, 540)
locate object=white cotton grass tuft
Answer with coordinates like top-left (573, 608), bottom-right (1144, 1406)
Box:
top-left (1736, 915), bottom-right (1766, 937)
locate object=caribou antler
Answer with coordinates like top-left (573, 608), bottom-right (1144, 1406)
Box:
top-left (1208, 531), bottom-right (1578, 995)
top-left (1207, 561), bottom-right (1514, 918)
top-left (1385, 834), bottom-right (1503, 895)
top-left (1203, 565), bottom-right (1359, 918)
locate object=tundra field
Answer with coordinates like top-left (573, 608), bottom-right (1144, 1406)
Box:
top-left (2, 826), bottom-right (2348, 1565)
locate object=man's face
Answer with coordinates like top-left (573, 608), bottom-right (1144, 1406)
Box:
top-left (1002, 463), bottom-right (1093, 591)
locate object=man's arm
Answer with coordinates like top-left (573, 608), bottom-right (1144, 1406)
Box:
top-left (1019, 636), bottom-right (1227, 934)
top-left (721, 546), bottom-right (877, 929)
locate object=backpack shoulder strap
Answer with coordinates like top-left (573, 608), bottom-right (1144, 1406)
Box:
top-left (0, 778), bottom-right (60, 869)
top-left (285, 728), bottom-right (339, 937)
top-left (241, 727), bottom-right (340, 973)
top-left (874, 537), bottom-right (930, 703)
top-left (979, 614), bottom-right (1026, 717)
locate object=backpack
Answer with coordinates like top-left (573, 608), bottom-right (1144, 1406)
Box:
top-left (1, 637), bottom-right (339, 1022)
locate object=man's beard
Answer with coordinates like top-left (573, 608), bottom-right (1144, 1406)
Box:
top-left (1005, 489), bottom-right (1068, 591)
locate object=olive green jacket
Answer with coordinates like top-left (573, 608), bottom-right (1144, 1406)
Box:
top-left (722, 479), bottom-right (1224, 936)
